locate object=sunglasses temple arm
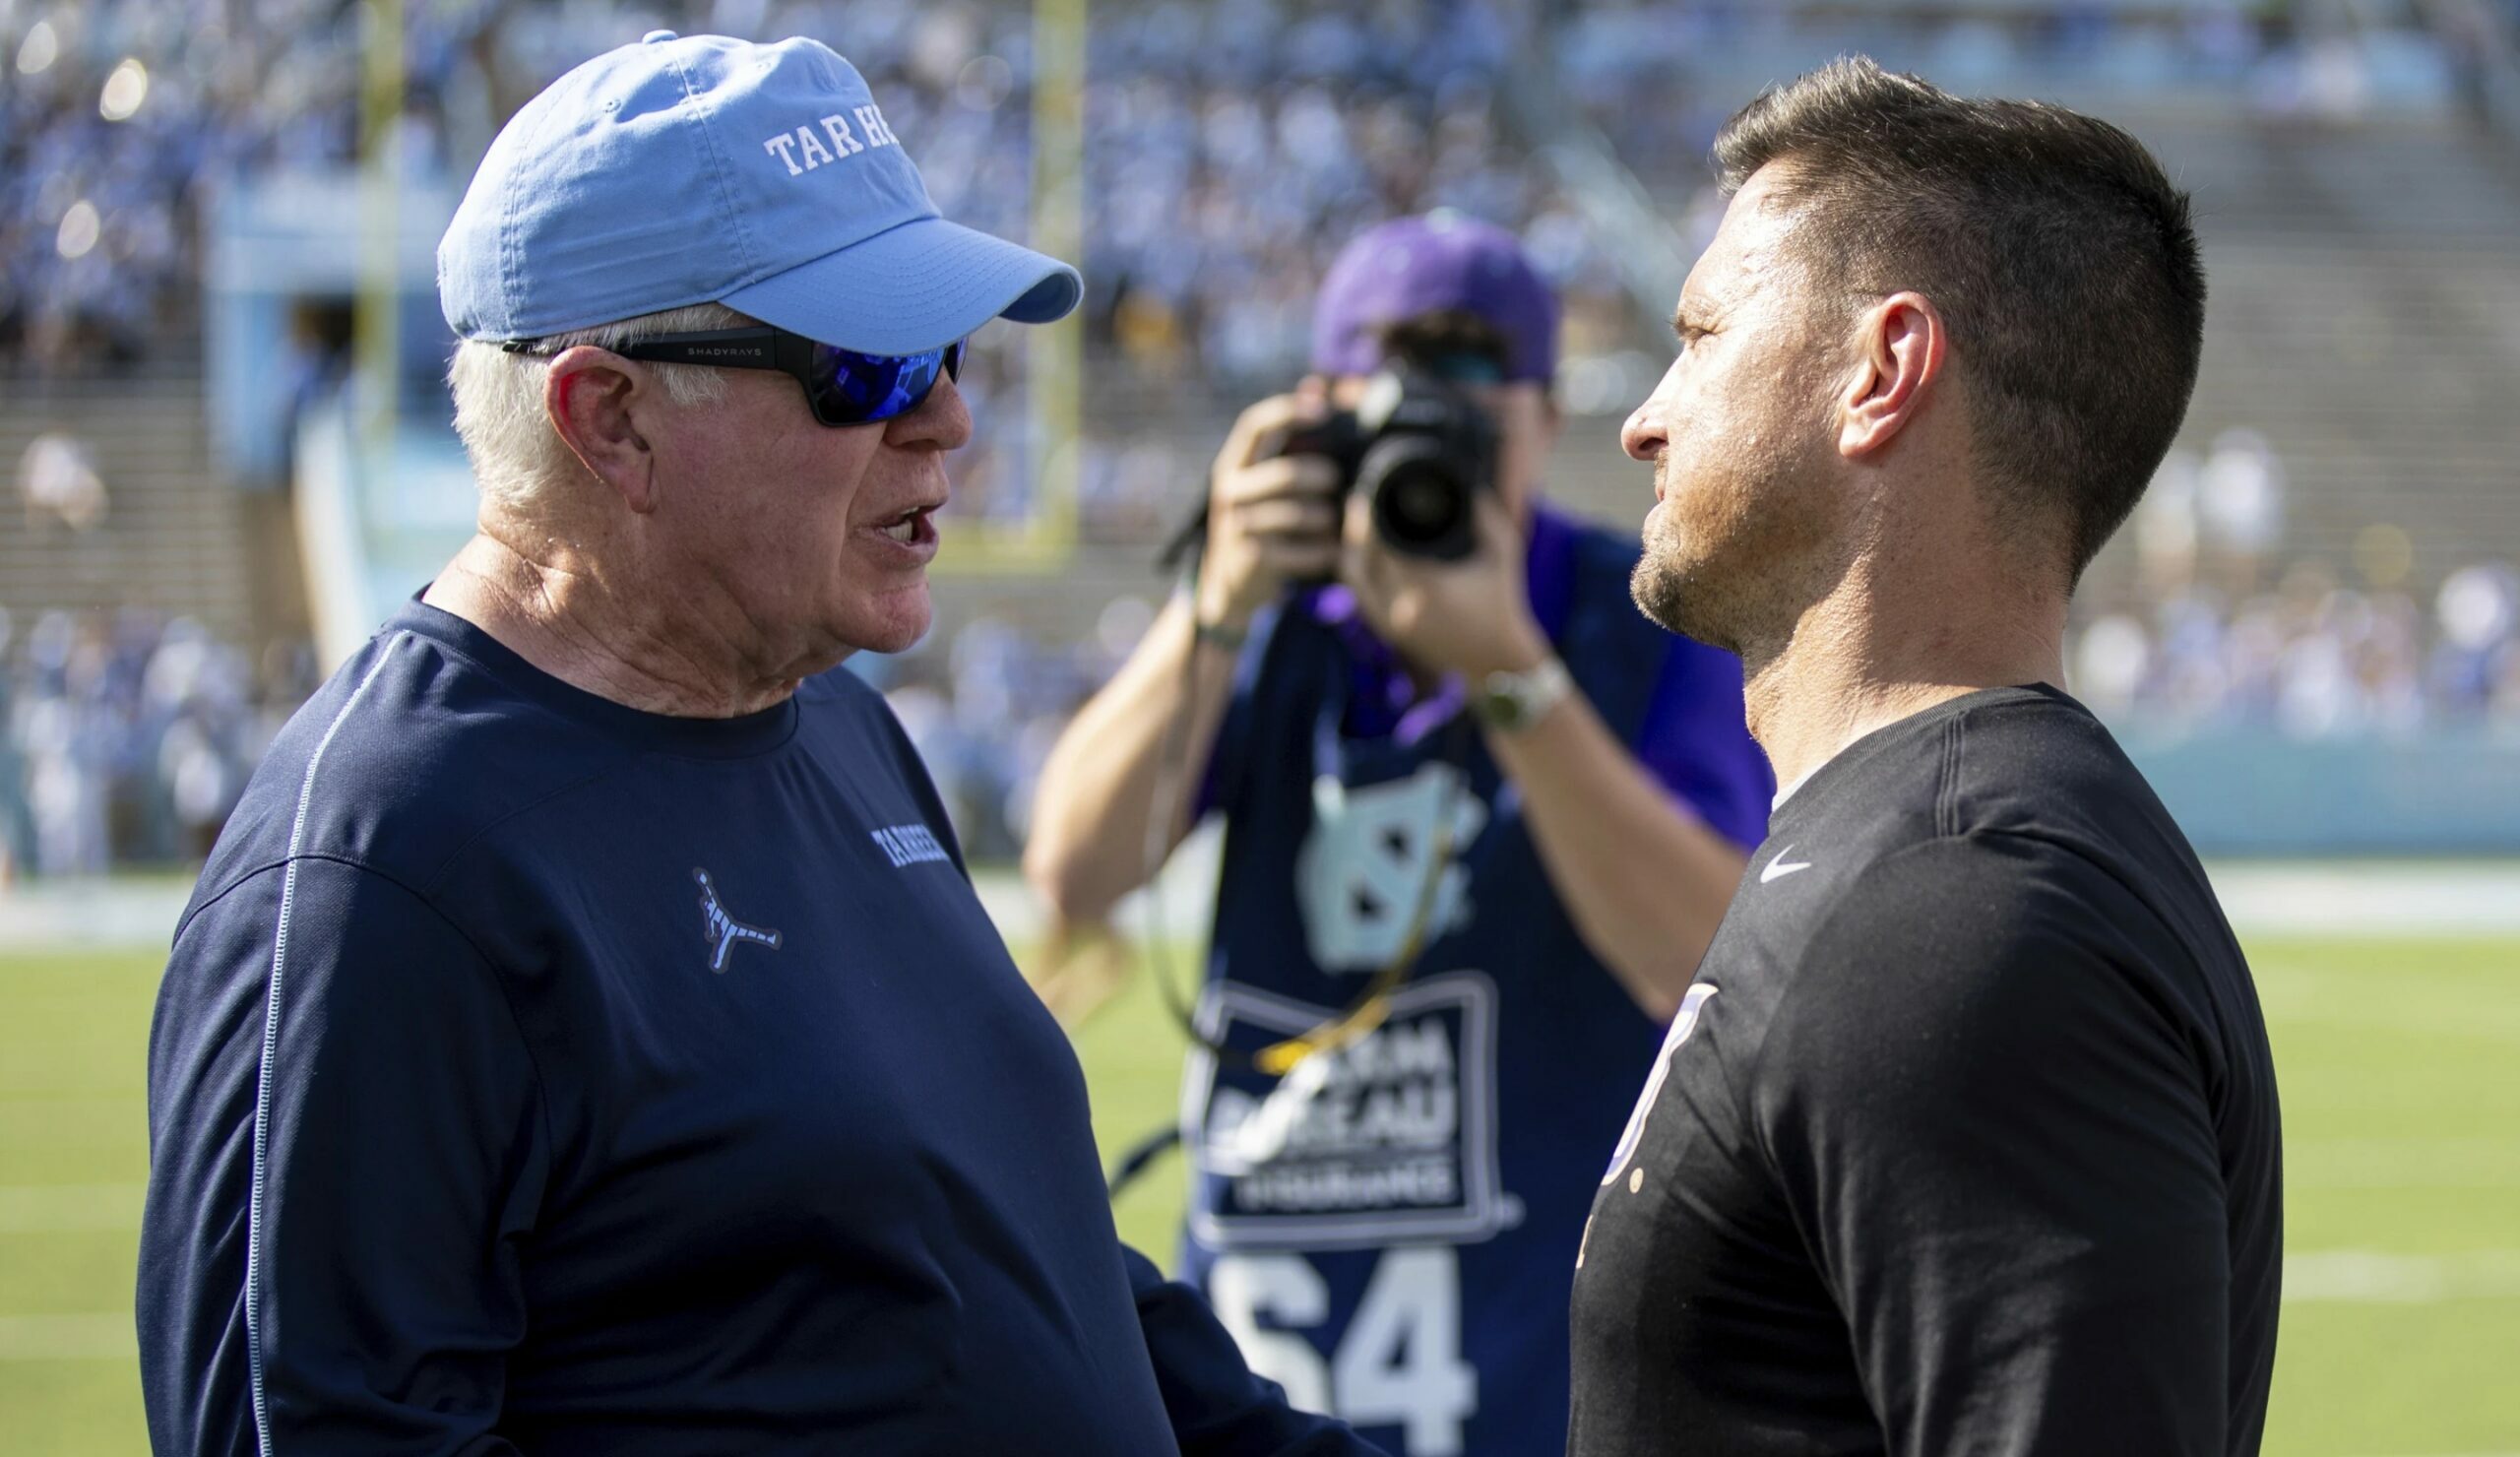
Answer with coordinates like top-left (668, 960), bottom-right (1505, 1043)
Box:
top-left (620, 341), bottom-right (781, 370)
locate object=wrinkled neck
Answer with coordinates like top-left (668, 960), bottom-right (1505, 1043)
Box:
top-left (422, 532), bottom-right (813, 719)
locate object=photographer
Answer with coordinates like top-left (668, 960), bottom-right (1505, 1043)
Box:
top-left (1026, 214), bottom-right (1771, 1456)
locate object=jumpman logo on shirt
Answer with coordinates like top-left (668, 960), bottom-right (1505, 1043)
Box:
top-left (693, 868), bottom-right (783, 972)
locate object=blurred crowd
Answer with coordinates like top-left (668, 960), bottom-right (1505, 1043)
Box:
top-left (898, 536), bottom-right (2520, 858)
top-left (5, 0), bottom-right (1656, 529)
top-left (2069, 429), bottom-right (2520, 737)
top-left (8, 0), bottom-right (2482, 521)
top-left (6, 0), bottom-right (2515, 870)
top-left (7, 521), bottom-right (2518, 880)
top-left (0, 592), bottom-right (1136, 876)
top-left (11, 546), bottom-right (2511, 878)
top-left (901, 432), bottom-right (2520, 856)
top-left (5, 0), bottom-right (388, 369)
top-left (25, 0), bottom-right (2436, 377)
top-left (890, 417), bottom-right (2520, 855)
top-left (2074, 560), bottom-right (2520, 738)
top-left (0, 605), bottom-right (318, 879)
top-left (1070, 0), bottom-right (1639, 391)
top-left (1565, 0), bottom-right (2463, 217)
top-left (10, 0), bottom-right (2481, 527)
top-left (3, 0), bottom-right (1633, 375)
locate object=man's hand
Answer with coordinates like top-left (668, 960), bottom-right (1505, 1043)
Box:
top-left (1341, 489), bottom-right (1548, 680)
top-left (1195, 394), bottom-right (1343, 633)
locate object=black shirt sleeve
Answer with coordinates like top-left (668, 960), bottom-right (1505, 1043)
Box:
top-left (141, 858), bottom-right (547, 1455)
top-left (1124, 1246), bottom-right (1391, 1457)
top-left (1750, 834), bottom-right (2234, 1457)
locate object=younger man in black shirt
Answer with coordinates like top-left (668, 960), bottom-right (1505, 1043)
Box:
top-left (1574, 58), bottom-right (2280, 1456)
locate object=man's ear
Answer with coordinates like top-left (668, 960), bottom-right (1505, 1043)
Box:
top-left (1837, 291), bottom-right (1945, 462)
top-left (544, 347), bottom-right (661, 513)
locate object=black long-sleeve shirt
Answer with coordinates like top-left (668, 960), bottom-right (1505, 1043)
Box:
top-left (1568, 684), bottom-right (2281, 1457)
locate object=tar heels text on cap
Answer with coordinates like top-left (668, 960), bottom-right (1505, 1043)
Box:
top-left (762, 104), bottom-right (902, 176)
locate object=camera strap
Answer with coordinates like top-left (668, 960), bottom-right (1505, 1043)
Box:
top-left (1142, 611), bottom-right (1472, 1075)
top-left (1111, 579), bottom-right (1471, 1201)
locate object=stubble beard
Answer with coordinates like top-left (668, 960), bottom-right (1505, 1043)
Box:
top-left (1630, 435), bottom-right (1838, 665)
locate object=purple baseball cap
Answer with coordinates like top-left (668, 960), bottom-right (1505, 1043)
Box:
top-left (1309, 211), bottom-right (1559, 384)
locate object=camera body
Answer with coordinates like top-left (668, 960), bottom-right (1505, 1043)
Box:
top-left (1281, 369), bottom-right (1498, 563)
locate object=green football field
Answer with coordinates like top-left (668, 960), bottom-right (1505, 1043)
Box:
top-left (7, 937), bottom-right (2517, 1454)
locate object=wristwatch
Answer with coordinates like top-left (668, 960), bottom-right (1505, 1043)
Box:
top-left (1470, 656), bottom-right (1573, 733)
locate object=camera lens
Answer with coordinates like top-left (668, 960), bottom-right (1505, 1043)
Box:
top-left (1362, 436), bottom-right (1473, 558)
top-left (1382, 467), bottom-right (1460, 540)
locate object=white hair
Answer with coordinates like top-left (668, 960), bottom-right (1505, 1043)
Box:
top-left (447, 301), bottom-right (753, 509)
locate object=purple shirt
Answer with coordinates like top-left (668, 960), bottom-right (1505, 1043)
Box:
top-left (1202, 502), bottom-right (1771, 849)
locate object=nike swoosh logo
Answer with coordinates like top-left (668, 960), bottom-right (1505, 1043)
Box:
top-left (1760, 848), bottom-right (1813, 884)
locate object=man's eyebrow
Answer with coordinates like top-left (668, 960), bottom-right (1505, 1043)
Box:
top-left (1670, 303), bottom-right (1706, 337)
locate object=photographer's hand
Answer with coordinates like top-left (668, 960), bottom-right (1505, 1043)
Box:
top-left (1347, 490), bottom-right (1744, 1022)
top-left (1196, 393), bottom-right (1343, 632)
top-left (1342, 490), bottom-right (1548, 680)
top-left (1024, 390), bottom-right (1339, 926)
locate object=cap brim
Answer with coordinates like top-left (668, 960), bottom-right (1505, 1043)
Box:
top-left (721, 216), bottom-right (1081, 355)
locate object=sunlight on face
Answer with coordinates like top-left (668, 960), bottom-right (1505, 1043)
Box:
top-left (1621, 166), bottom-right (1849, 654)
top-left (644, 362), bottom-right (970, 668)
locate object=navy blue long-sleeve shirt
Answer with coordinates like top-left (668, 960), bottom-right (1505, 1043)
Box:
top-left (140, 599), bottom-right (1376, 1456)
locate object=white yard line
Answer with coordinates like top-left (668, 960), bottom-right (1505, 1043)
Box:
top-left (0, 880), bottom-right (186, 952)
top-left (1004, 853), bottom-right (2520, 948)
top-left (7, 853), bottom-right (2520, 952)
top-left (2208, 861), bottom-right (2520, 937)
top-left (2285, 1249), bottom-right (2520, 1303)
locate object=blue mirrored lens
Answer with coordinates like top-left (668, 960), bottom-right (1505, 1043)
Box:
top-left (806, 339), bottom-right (967, 426)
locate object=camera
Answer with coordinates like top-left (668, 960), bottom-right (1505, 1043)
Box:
top-left (1279, 369), bottom-right (1498, 562)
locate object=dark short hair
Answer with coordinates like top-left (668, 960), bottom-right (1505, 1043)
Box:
top-left (1713, 57), bottom-right (2206, 582)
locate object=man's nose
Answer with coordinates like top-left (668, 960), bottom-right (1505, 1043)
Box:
top-left (1620, 403), bottom-right (1665, 464)
top-left (891, 372), bottom-right (973, 452)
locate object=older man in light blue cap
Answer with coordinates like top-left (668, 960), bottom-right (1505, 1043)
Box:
top-left (139, 32), bottom-right (1382, 1457)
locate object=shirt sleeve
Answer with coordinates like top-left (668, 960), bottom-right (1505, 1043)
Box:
top-left (1750, 835), bottom-right (2233, 1457)
top-left (141, 858), bottom-right (546, 1456)
top-left (1123, 1247), bottom-right (1391, 1457)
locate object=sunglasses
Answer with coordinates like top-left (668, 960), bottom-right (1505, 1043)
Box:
top-left (504, 326), bottom-right (965, 427)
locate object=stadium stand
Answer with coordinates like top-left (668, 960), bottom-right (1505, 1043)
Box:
top-left (0, 366), bottom-right (266, 643)
top-left (4, 0), bottom-right (2518, 863)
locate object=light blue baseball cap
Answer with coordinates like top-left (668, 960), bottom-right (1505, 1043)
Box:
top-left (438, 31), bottom-right (1081, 353)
